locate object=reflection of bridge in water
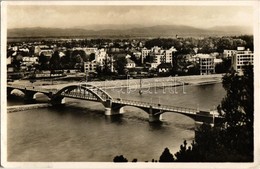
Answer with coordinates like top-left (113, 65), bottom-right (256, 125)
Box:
top-left (7, 83), bottom-right (223, 124)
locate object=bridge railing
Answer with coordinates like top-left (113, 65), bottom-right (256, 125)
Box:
top-left (113, 98), bottom-right (198, 114)
top-left (7, 84), bottom-right (58, 93)
top-left (60, 91), bottom-right (98, 101)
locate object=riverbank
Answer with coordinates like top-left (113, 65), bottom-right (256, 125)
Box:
top-left (7, 103), bottom-right (50, 113)
top-left (9, 74), bottom-right (224, 90)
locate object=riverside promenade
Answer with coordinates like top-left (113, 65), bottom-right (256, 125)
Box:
top-left (7, 103), bottom-right (50, 113)
top-left (9, 74), bottom-right (223, 91)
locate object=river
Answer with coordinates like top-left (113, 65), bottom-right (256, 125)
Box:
top-left (7, 83), bottom-right (226, 162)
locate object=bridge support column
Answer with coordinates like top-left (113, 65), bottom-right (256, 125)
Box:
top-left (149, 113), bottom-right (161, 122)
top-left (24, 91), bottom-right (36, 103)
top-left (104, 100), bottom-right (124, 116)
top-left (105, 107), bottom-right (124, 116)
top-left (148, 106), bottom-right (162, 122)
top-left (50, 96), bottom-right (65, 106)
top-left (7, 88), bottom-right (13, 98)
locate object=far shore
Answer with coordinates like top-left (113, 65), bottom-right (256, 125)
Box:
top-left (9, 74), bottom-right (224, 90)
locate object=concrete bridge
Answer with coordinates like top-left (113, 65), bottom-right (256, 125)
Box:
top-left (7, 83), bottom-right (223, 124)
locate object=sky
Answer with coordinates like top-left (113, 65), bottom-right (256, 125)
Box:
top-left (7, 5), bottom-right (253, 29)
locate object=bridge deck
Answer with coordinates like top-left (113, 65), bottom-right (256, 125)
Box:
top-left (7, 84), bottom-right (222, 119)
top-left (113, 99), bottom-right (197, 115)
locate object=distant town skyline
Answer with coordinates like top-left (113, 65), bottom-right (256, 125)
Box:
top-left (7, 5), bottom-right (253, 29)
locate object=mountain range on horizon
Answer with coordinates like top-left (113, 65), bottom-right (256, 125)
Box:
top-left (7, 24), bottom-right (253, 38)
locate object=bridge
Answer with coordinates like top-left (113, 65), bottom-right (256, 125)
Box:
top-left (7, 83), bottom-right (223, 124)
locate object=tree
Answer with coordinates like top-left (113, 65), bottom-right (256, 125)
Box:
top-left (220, 65), bottom-right (253, 128)
top-left (174, 140), bottom-right (195, 162)
top-left (216, 37), bottom-right (233, 53)
top-left (237, 35), bottom-right (253, 51)
top-left (159, 148), bottom-right (175, 162)
top-left (61, 50), bottom-right (73, 69)
top-left (218, 65), bottom-right (253, 161)
top-left (143, 53), bottom-right (154, 63)
top-left (232, 39), bottom-right (246, 49)
top-left (215, 58), bottom-right (231, 73)
top-left (38, 52), bottom-right (50, 70)
top-left (49, 50), bottom-right (61, 70)
top-left (113, 155), bottom-right (128, 162)
top-left (115, 56), bottom-right (127, 75)
top-left (89, 53), bottom-right (95, 61)
top-left (174, 66), bottom-right (254, 162)
top-left (12, 54), bottom-right (23, 70)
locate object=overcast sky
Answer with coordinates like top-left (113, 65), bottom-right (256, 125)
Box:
top-left (7, 5), bottom-right (253, 29)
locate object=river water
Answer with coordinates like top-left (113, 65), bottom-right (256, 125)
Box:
top-left (7, 83), bottom-right (225, 162)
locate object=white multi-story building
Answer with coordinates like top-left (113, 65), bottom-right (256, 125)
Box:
top-left (231, 48), bottom-right (253, 73)
top-left (95, 49), bottom-right (107, 66)
top-left (83, 61), bottom-right (97, 73)
top-left (141, 48), bottom-right (151, 63)
top-left (152, 54), bottom-right (164, 64)
top-left (198, 54), bottom-right (215, 75)
top-left (141, 46), bottom-right (177, 66)
top-left (223, 49), bottom-right (236, 58)
top-left (164, 47), bottom-right (177, 63)
top-left (151, 46), bottom-right (161, 53)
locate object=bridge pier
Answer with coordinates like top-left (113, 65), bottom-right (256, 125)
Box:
top-left (105, 107), bottom-right (125, 116)
top-left (104, 99), bottom-right (125, 116)
top-left (24, 91), bottom-right (36, 103)
top-left (149, 113), bottom-right (161, 122)
top-left (148, 106), bottom-right (162, 122)
top-left (7, 88), bottom-right (13, 98)
top-left (50, 96), bottom-right (65, 105)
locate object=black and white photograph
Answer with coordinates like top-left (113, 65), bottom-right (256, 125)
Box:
top-left (1, 1), bottom-right (259, 168)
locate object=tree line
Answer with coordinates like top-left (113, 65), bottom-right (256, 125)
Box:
top-left (145, 35), bottom-right (253, 54)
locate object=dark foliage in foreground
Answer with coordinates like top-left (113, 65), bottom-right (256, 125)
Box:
top-left (113, 155), bottom-right (128, 162)
top-left (113, 66), bottom-right (253, 162)
top-left (159, 148), bottom-right (175, 162)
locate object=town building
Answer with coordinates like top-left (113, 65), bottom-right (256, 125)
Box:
top-left (141, 48), bottom-right (151, 64)
top-left (95, 49), bottom-right (107, 66)
top-left (22, 56), bottom-right (39, 64)
top-left (157, 63), bottom-right (172, 73)
top-left (197, 54), bottom-right (215, 75)
top-left (83, 61), bottom-right (97, 73)
top-left (125, 58), bottom-right (136, 68)
top-left (150, 63), bottom-right (159, 69)
top-left (151, 46), bottom-right (176, 67)
top-left (142, 46), bottom-right (177, 69)
top-left (152, 53), bottom-right (164, 64)
top-left (223, 49), bottom-right (236, 58)
top-left (231, 47), bottom-right (253, 74)
top-left (34, 45), bottom-right (53, 56)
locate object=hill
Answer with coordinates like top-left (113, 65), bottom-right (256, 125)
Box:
top-left (7, 25), bottom-right (253, 38)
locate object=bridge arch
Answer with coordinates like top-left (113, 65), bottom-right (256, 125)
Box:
top-left (33, 92), bottom-right (51, 100)
top-left (8, 88), bottom-right (25, 96)
top-left (114, 104), bottom-right (151, 116)
top-left (153, 110), bottom-right (197, 120)
top-left (158, 111), bottom-right (196, 122)
top-left (52, 84), bottom-right (112, 103)
top-left (155, 110), bottom-right (217, 124)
